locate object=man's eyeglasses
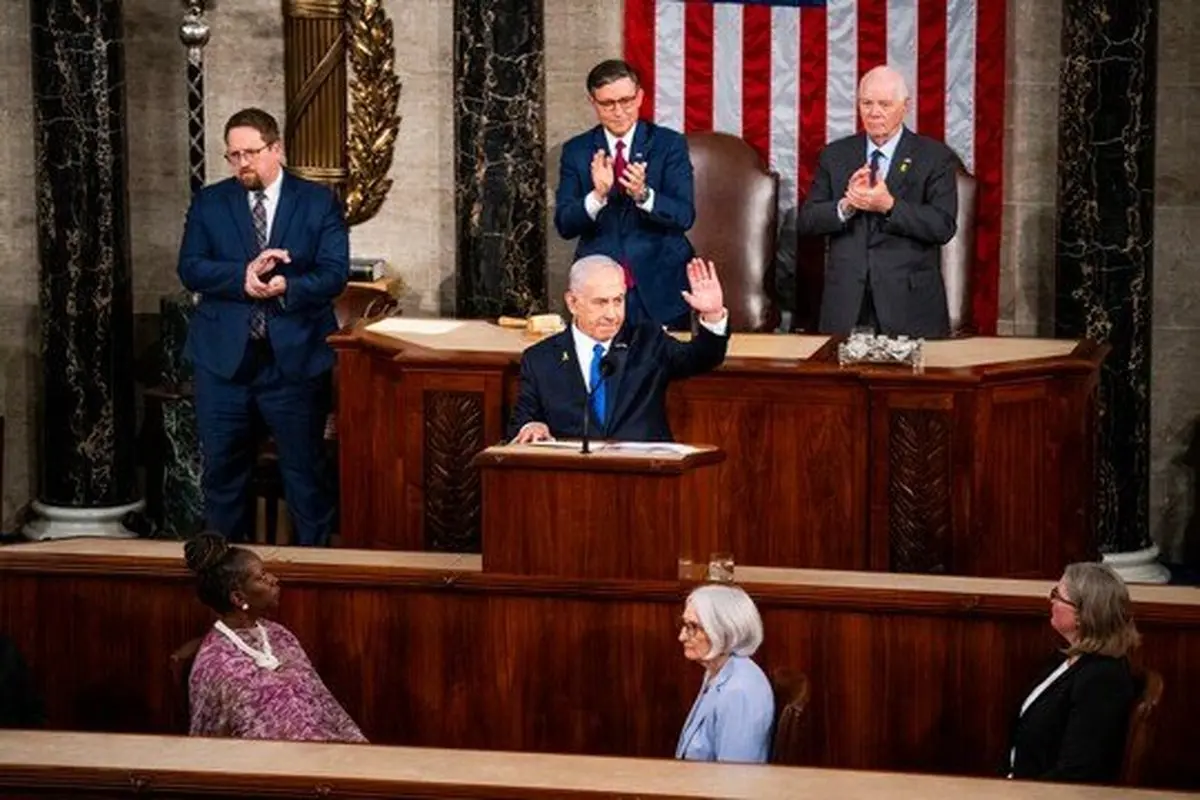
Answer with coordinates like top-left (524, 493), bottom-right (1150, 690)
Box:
top-left (224, 144), bottom-right (272, 164)
top-left (1049, 586), bottom-right (1077, 608)
top-left (679, 617), bottom-right (703, 638)
top-left (592, 94), bottom-right (639, 113)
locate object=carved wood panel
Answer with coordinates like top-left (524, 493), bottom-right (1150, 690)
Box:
top-left (888, 409), bottom-right (952, 573)
top-left (423, 391), bottom-right (483, 552)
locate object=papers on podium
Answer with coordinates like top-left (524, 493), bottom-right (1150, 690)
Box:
top-left (524, 440), bottom-right (701, 456)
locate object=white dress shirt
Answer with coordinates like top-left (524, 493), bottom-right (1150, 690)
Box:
top-left (247, 169), bottom-right (284, 244)
top-left (584, 122), bottom-right (656, 220)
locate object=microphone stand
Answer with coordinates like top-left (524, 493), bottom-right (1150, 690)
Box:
top-left (581, 354), bottom-right (615, 455)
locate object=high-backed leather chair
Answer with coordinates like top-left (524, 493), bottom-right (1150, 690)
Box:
top-left (168, 637), bottom-right (203, 732)
top-left (942, 166), bottom-right (977, 337)
top-left (686, 132), bottom-right (781, 332)
top-left (769, 667), bottom-right (811, 765)
top-left (1119, 668), bottom-right (1164, 786)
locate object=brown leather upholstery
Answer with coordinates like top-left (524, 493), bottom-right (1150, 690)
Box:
top-left (333, 282), bottom-right (399, 332)
top-left (1120, 668), bottom-right (1163, 786)
top-left (168, 637), bottom-right (203, 732)
top-left (686, 132), bottom-right (781, 332)
top-left (769, 667), bottom-right (811, 765)
top-left (942, 167), bottom-right (977, 337)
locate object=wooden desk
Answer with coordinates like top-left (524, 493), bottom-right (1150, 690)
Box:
top-left (332, 321), bottom-right (1105, 577)
top-left (1, 540), bottom-right (1196, 789)
top-left (0, 731), bottom-right (1187, 800)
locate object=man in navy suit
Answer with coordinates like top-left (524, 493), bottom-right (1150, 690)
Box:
top-left (508, 256), bottom-right (728, 444)
top-left (555, 59), bottom-right (695, 329)
top-left (798, 66), bottom-right (958, 338)
top-left (177, 108), bottom-right (349, 545)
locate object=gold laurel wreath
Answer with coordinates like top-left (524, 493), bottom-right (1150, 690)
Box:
top-left (344, 0), bottom-right (402, 226)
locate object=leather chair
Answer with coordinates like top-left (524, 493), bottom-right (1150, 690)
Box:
top-left (168, 637), bottom-right (203, 732)
top-left (686, 132), bottom-right (781, 332)
top-left (1119, 668), bottom-right (1164, 786)
top-left (942, 166), bottom-right (977, 337)
top-left (769, 667), bottom-right (811, 765)
top-left (253, 282), bottom-right (400, 544)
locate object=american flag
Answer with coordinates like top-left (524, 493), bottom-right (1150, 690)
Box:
top-left (624, 0), bottom-right (1006, 333)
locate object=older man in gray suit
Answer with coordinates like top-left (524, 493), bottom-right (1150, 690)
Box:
top-left (798, 66), bottom-right (958, 339)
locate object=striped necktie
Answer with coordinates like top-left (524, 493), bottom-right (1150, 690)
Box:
top-left (249, 190), bottom-right (268, 340)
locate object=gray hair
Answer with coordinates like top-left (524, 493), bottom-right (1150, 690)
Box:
top-left (687, 584), bottom-right (764, 660)
top-left (567, 254), bottom-right (623, 293)
top-left (859, 65), bottom-right (910, 102)
top-left (1062, 562), bottom-right (1140, 658)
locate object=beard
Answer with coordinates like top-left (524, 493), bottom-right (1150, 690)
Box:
top-left (237, 170), bottom-right (264, 190)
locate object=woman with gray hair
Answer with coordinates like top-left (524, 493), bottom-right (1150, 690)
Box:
top-left (675, 584), bottom-right (774, 763)
top-left (1006, 561), bottom-right (1141, 783)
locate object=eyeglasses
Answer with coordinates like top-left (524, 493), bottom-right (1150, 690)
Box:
top-left (1049, 586), bottom-right (1077, 608)
top-left (679, 617), bottom-right (703, 639)
top-left (224, 144), bottom-right (272, 164)
top-left (592, 94), bottom-right (639, 113)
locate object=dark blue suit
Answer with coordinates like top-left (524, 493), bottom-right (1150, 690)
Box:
top-left (178, 172), bottom-right (349, 545)
top-left (555, 121), bottom-right (695, 326)
top-left (507, 322), bottom-right (727, 442)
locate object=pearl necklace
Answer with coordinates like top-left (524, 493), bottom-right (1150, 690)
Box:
top-left (214, 620), bottom-right (280, 671)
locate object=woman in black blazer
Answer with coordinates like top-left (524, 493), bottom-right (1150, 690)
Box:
top-left (1006, 562), bottom-right (1140, 784)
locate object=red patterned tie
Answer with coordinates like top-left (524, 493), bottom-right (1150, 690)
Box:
top-left (612, 141), bottom-right (634, 287)
top-left (612, 140), bottom-right (627, 197)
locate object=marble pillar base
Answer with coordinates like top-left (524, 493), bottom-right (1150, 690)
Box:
top-left (1103, 545), bottom-right (1171, 584)
top-left (23, 500), bottom-right (143, 540)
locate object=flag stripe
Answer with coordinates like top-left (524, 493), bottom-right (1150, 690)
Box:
top-left (743, 3), bottom-right (775, 162)
top-left (684, 1), bottom-right (715, 131)
top-left (944, 0), bottom-right (976, 170)
top-left (886, 0), bottom-right (917, 130)
top-left (916, 0), bottom-right (947, 143)
top-left (798, 4), bottom-right (827, 196)
top-left (972, 0), bottom-right (1006, 335)
top-left (713, 3), bottom-right (744, 135)
top-left (825, 0), bottom-right (857, 141)
top-left (855, 0), bottom-right (887, 134)
top-left (653, 0), bottom-right (685, 132)
top-left (624, 0), bottom-right (657, 122)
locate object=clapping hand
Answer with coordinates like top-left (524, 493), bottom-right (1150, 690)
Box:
top-left (590, 150), bottom-right (614, 199)
top-left (680, 258), bottom-right (726, 323)
top-left (619, 161), bottom-right (648, 203)
top-left (244, 248), bottom-right (290, 299)
top-left (844, 164), bottom-right (894, 214)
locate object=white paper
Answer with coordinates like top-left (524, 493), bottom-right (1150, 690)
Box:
top-left (366, 318), bottom-right (464, 336)
top-left (599, 441), bottom-right (700, 455)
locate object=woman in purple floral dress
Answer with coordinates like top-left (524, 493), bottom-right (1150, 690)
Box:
top-left (184, 533), bottom-right (366, 743)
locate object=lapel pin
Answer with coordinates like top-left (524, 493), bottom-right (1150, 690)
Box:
top-left (561, 351), bottom-right (570, 363)
top-left (899, 158), bottom-right (912, 174)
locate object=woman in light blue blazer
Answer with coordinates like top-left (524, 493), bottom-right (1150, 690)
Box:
top-left (675, 584), bottom-right (774, 763)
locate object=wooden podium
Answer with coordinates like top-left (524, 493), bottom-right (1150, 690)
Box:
top-left (471, 443), bottom-right (726, 580)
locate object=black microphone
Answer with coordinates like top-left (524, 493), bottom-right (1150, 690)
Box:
top-left (581, 353), bottom-right (617, 455)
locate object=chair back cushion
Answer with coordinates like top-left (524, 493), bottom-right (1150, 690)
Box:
top-left (941, 167), bottom-right (977, 336)
top-left (687, 132), bottom-right (780, 332)
top-left (769, 667), bottom-right (811, 765)
top-left (1120, 668), bottom-right (1164, 786)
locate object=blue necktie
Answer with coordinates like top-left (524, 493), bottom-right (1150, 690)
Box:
top-left (589, 343), bottom-right (607, 427)
top-left (869, 148), bottom-right (884, 187)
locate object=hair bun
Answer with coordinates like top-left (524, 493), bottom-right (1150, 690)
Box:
top-left (184, 532), bottom-right (231, 574)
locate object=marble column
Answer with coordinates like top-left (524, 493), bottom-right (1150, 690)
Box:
top-left (454, 0), bottom-right (548, 318)
top-left (25, 0), bottom-right (141, 538)
top-left (1055, 0), bottom-right (1167, 582)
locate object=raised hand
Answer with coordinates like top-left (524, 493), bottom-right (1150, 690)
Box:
top-left (680, 258), bottom-right (726, 322)
top-left (590, 149), bottom-right (614, 198)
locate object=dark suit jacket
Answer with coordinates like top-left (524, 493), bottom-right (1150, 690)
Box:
top-left (555, 121), bottom-right (695, 324)
top-left (177, 172), bottom-right (350, 381)
top-left (1006, 653), bottom-right (1135, 784)
top-left (507, 322), bottom-right (727, 442)
top-left (797, 128), bottom-right (958, 338)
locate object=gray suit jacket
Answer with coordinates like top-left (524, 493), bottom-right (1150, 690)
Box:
top-left (798, 128), bottom-right (958, 338)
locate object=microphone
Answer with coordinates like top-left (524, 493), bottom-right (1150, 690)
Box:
top-left (581, 353), bottom-right (617, 455)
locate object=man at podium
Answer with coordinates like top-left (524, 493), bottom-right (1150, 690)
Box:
top-left (509, 255), bottom-right (728, 443)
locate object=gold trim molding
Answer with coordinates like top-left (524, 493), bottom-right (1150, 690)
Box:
top-left (284, 0), bottom-right (343, 18)
top-left (344, 0), bottom-right (402, 226)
